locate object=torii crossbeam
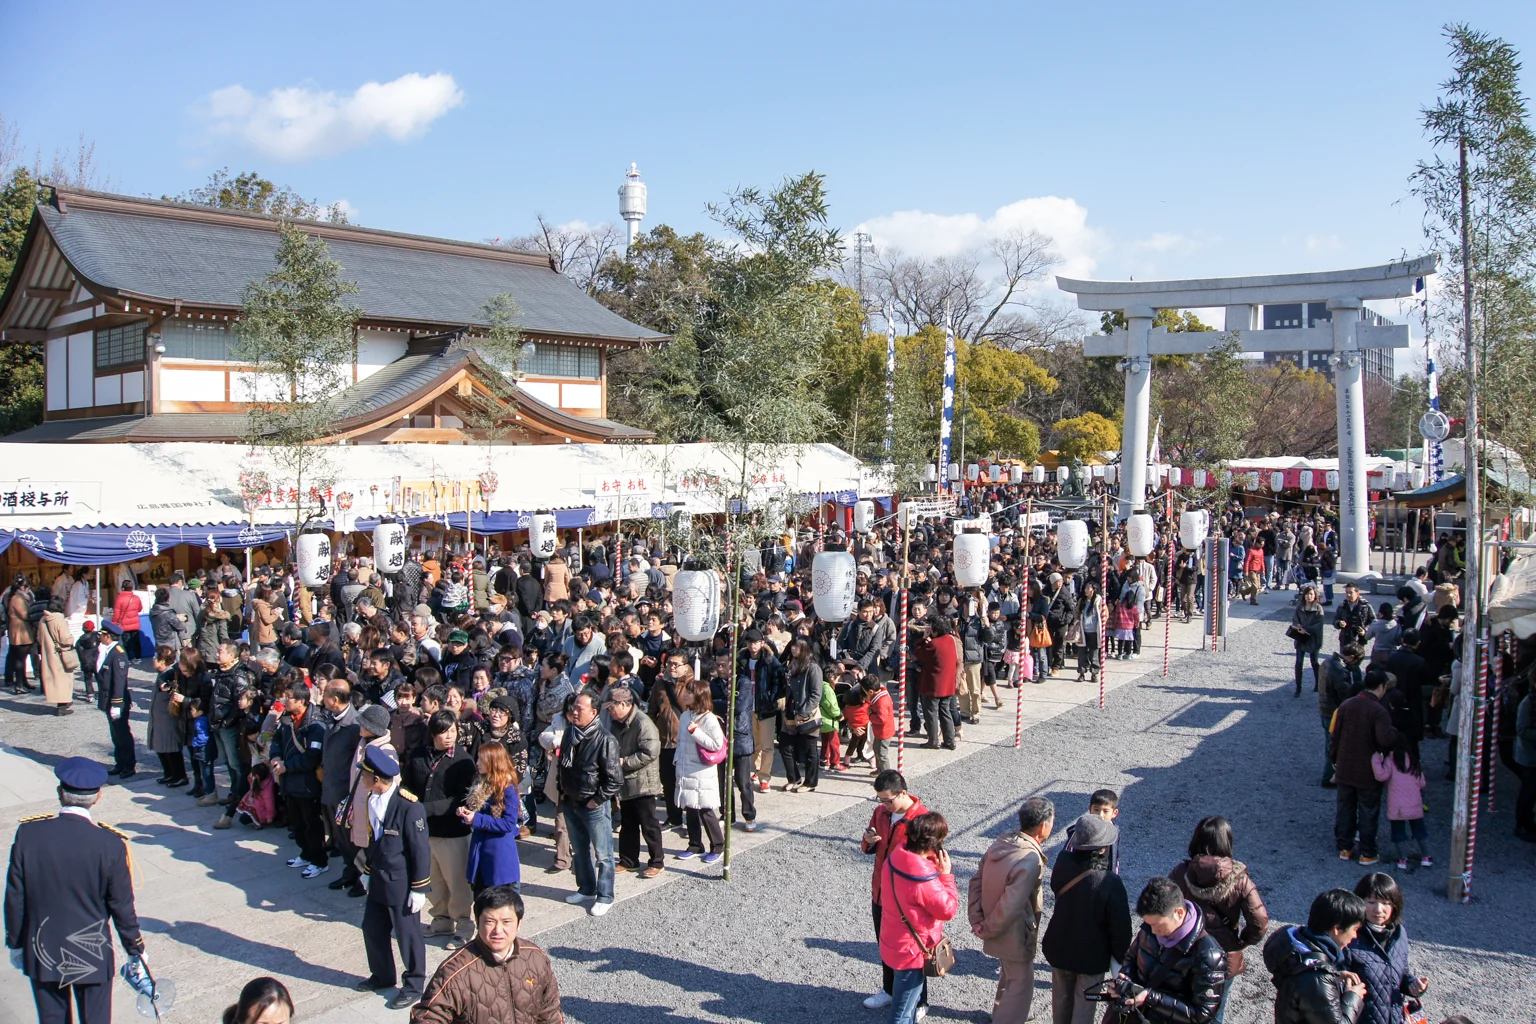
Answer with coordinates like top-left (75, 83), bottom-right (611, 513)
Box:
top-left (1057, 255), bottom-right (1437, 576)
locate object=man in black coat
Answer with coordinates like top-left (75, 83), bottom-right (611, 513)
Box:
top-left (270, 686), bottom-right (329, 876)
top-left (355, 746), bottom-right (432, 1010)
top-left (1385, 630), bottom-right (1431, 742)
top-left (5, 758), bottom-right (146, 1024)
top-left (97, 622), bottom-right (136, 778)
top-left (1109, 876), bottom-right (1226, 1024)
top-left (1263, 888), bottom-right (1368, 1024)
top-left (402, 711), bottom-right (476, 944)
top-left (557, 691), bottom-right (622, 915)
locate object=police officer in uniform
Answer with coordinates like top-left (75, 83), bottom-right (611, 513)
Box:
top-left (5, 757), bottom-right (146, 1024)
top-left (97, 623), bottom-right (136, 779)
top-left (355, 746), bottom-right (430, 1010)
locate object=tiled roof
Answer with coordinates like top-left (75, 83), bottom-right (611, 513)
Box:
top-left (33, 189), bottom-right (665, 343)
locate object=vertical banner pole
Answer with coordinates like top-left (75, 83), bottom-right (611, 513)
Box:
top-left (1163, 490), bottom-right (1173, 678)
top-left (1462, 634), bottom-right (1489, 903)
top-left (897, 589), bottom-right (909, 774)
top-left (1099, 495), bottom-right (1109, 710)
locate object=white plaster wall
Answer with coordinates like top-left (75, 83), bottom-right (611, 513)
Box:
top-left (45, 337), bottom-right (66, 411)
top-left (161, 368), bottom-right (226, 402)
top-left (229, 371), bottom-right (290, 404)
top-left (561, 383), bottom-right (601, 410)
top-left (356, 332), bottom-right (407, 381)
top-left (121, 371), bottom-right (145, 404)
top-left (66, 333), bottom-right (93, 409)
top-left (95, 374), bottom-right (121, 406)
top-left (518, 380), bottom-right (559, 406)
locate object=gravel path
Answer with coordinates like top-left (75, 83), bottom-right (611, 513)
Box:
top-left (537, 614), bottom-right (1536, 1024)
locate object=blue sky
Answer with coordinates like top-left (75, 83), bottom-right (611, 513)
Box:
top-left (3, 0), bottom-right (1532, 349)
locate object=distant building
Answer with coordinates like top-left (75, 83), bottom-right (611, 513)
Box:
top-left (0, 188), bottom-right (663, 443)
top-left (1259, 302), bottom-right (1394, 384)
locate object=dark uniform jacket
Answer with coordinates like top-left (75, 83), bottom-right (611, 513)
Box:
top-left (5, 813), bottom-right (144, 985)
top-left (402, 746), bottom-right (476, 838)
top-left (100, 644), bottom-right (131, 716)
top-left (365, 787), bottom-right (431, 911)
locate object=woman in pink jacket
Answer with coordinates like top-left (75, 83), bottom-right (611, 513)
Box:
top-left (879, 811), bottom-right (957, 1023)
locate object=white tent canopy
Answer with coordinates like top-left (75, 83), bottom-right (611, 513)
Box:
top-left (1487, 553), bottom-right (1536, 639)
top-left (0, 440), bottom-right (883, 532)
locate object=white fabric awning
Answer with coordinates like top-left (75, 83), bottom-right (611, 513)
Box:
top-left (1487, 554), bottom-right (1536, 639)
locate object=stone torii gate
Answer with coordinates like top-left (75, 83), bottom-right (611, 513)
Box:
top-left (1056, 255), bottom-right (1437, 576)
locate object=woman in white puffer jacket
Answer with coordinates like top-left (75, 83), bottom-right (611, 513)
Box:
top-left (674, 674), bottom-right (726, 864)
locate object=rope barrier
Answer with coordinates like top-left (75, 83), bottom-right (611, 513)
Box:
top-left (1462, 634), bottom-right (1488, 903)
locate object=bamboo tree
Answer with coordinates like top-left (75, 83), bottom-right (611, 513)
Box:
top-left (236, 221), bottom-right (360, 529)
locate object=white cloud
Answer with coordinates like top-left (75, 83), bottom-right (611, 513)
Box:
top-left (331, 198), bottom-right (361, 222)
top-left (199, 72), bottom-right (464, 161)
top-left (857, 195), bottom-right (1104, 282)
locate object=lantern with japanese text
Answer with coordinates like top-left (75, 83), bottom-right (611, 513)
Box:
top-left (1180, 510), bottom-right (1209, 551)
top-left (1104, 464), bottom-right (1118, 486)
top-left (529, 513), bottom-right (558, 560)
top-left (953, 531), bottom-right (990, 588)
top-left (811, 550), bottom-right (858, 622)
top-left (1127, 513), bottom-right (1155, 557)
top-left (1168, 467), bottom-right (1183, 487)
top-left (672, 569), bottom-right (720, 642)
top-left (1056, 466), bottom-right (1070, 484)
top-left (372, 518), bottom-right (407, 576)
top-left (1192, 469), bottom-right (1207, 489)
top-left (924, 464), bottom-right (938, 484)
top-left (1270, 471), bottom-right (1285, 492)
top-left (898, 501), bottom-right (916, 529)
top-left (853, 500), bottom-right (876, 534)
top-left (947, 463), bottom-right (961, 482)
top-left (1245, 471), bottom-right (1261, 491)
top-left (1057, 520), bottom-right (1089, 568)
top-left (296, 531), bottom-right (332, 588)
top-left (1299, 470), bottom-right (1314, 492)
top-left (1009, 465), bottom-right (1024, 484)
top-left (966, 464), bottom-right (980, 482)
top-left (990, 465), bottom-right (1003, 482)
top-left (1326, 470), bottom-right (1340, 491)
top-left (1032, 465), bottom-right (1046, 484)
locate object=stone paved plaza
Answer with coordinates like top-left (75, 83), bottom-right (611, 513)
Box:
top-left (2, 598), bottom-right (1532, 1024)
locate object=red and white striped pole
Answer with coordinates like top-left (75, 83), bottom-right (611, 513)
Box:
top-left (1013, 620), bottom-right (1026, 748)
top-left (1489, 633), bottom-right (1503, 812)
top-left (1098, 545), bottom-right (1108, 711)
top-left (897, 588), bottom-right (909, 774)
top-left (1462, 634), bottom-right (1489, 903)
top-left (1163, 492), bottom-right (1173, 678)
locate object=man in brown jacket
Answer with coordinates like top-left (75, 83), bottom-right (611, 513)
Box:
top-left (412, 886), bottom-right (562, 1024)
top-left (968, 796), bottom-right (1054, 1023)
top-left (1330, 665), bottom-right (1400, 865)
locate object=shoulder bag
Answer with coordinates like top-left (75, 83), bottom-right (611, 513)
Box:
top-left (695, 714), bottom-right (729, 766)
top-left (888, 860), bottom-right (956, 977)
top-left (1285, 623), bottom-right (1310, 643)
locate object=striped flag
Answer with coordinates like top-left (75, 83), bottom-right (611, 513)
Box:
top-left (884, 306), bottom-right (896, 460)
top-left (1426, 357), bottom-right (1443, 482)
top-left (939, 311), bottom-right (956, 492)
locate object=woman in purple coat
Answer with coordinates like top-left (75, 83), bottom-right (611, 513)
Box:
top-left (456, 743), bottom-right (523, 908)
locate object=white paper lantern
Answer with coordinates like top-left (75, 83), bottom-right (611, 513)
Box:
top-left (943, 463), bottom-right (957, 482)
top-left (1245, 471), bottom-right (1261, 491)
top-left (1411, 466), bottom-right (1425, 488)
top-left (1191, 468), bottom-right (1206, 488)
top-left (898, 501), bottom-right (916, 528)
top-left (1077, 464), bottom-right (1092, 483)
top-left (1104, 464), bottom-right (1118, 486)
top-left (1127, 513), bottom-right (1155, 557)
top-left (1393, 470), bottom-right (1409, 490)
top-left (296, 531), bottom-right (332, 587)
top-left (1032, 465), bottom-right (1046, 484)
top-left (672, 569), bottom-right (721, 641)
top-left (1220, 469), bottom-right (1233, 487)
top-left (529, 513), bottom-right (558, 560)
top-left (811, 550), bottom-right (858, 622)
top-left (1326, 470), bottom-right (1340, 491)
top-left (1057, 520), bottom-right (1089, 568)
top-left (953, 532), bottom-right (990, 588)
top-left (1270, 471), bottom-right (1285, 492)
top-left (924, 463), bottom-right (939, 483)
top-left (853, 500), bottom-right (876, 534)
top-left (675, 510), bottom-right (694, 537)
top-left (990, 465), bottom-right (1003, 482)
top-left (373, 520), bottom-right (407, 576)
top-left (1056, 466), bottom-right (1070, 484)
top-left (1179, 510), bottom-right (1209, 551)
top-left (1168, 467), bottom-right (1183, 487)
top-left (966, 464), bottom-right (980, 482)
top-left (1009, 465), bottom-right (1024, 484)
top-left (1299, 469), bottom-right (1314, 491)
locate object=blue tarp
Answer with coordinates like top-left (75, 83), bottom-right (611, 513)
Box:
top-left (0, 491), bottom-right (869, 565)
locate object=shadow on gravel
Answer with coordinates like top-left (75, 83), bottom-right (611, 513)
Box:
top-left (6, 743), bottom-right (69, 765)
top-left (803, 937), bottom-right (998, 983)
top-left (140, 917), bottom-right (359, 989)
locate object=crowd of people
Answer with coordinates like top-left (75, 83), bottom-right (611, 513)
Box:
top-left (0, 481), bottom-right (1511, 1024)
